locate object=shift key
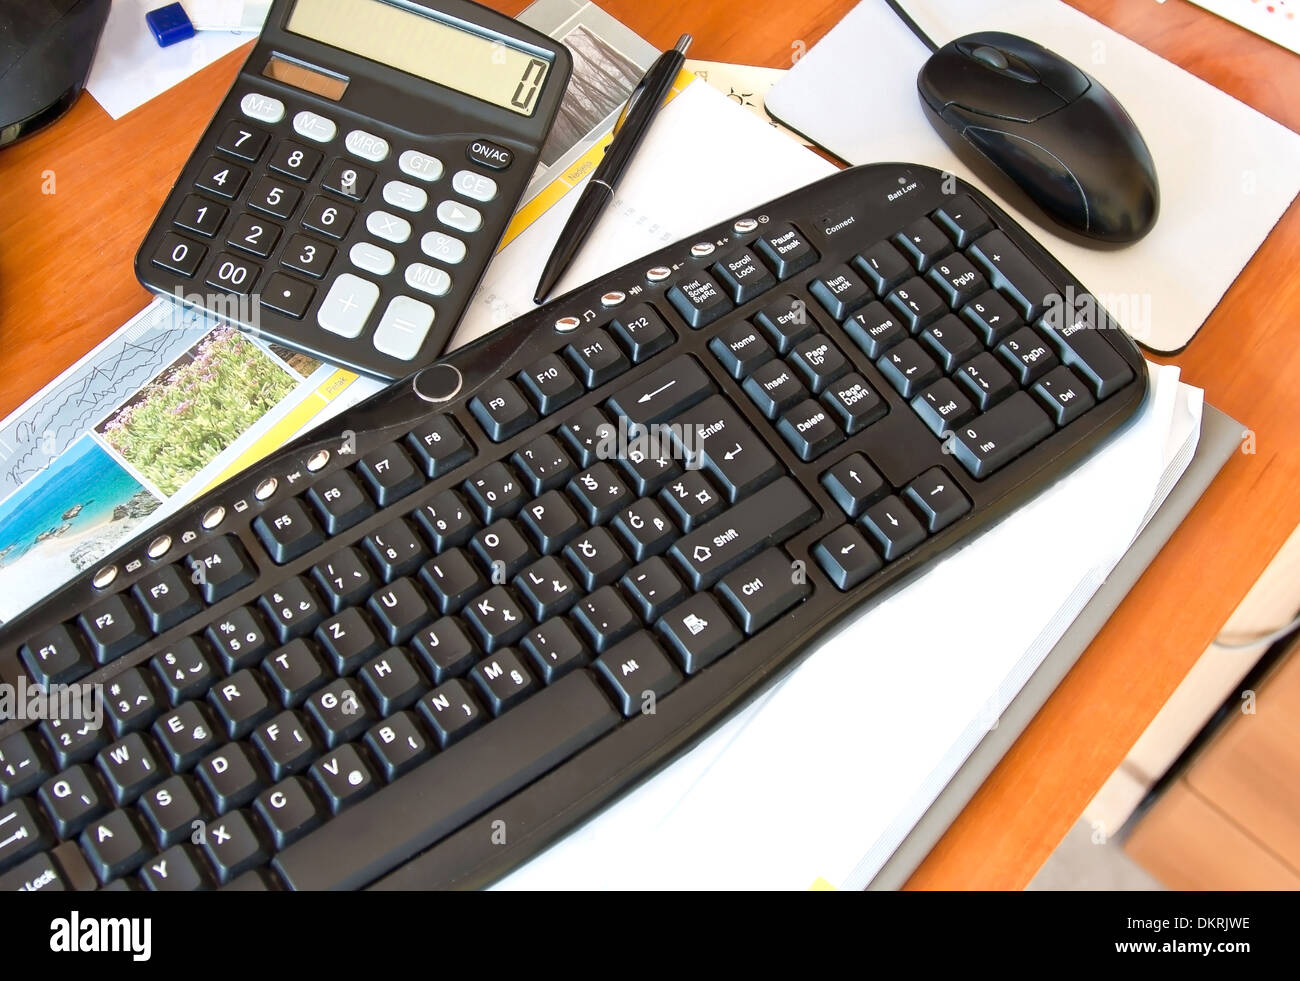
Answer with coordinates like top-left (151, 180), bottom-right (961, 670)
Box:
top-left (671, 394), bottom-right (783, 501)
top-left (669, 478), bottom-right (818, 589)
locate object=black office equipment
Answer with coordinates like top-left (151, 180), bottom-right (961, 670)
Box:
top-left (135, 0), bottom-right (571, 380)
top-left (0, 163), bottom-right (1146, 890)
top-left (0, 0), bottom-right (110, 148)
top-left (533, 34), bottom-right (691, 304)
top-left (916, 30), bottom-right (1160, 244)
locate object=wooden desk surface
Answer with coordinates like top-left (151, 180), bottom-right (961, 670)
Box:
top-left (1, 1), bottom-right (1297, 889)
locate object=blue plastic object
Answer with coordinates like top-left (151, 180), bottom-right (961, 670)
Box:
top-left (146, 3), bottom-right (196, 46)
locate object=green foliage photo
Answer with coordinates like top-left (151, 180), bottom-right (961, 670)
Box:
top-left (100, 327), bottom-right (296, 496)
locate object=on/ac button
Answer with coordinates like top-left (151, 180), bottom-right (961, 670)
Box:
top-left (466, 138), bottom-right (513, 170)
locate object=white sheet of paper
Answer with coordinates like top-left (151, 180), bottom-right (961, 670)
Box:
top-left (86, 0), bottom-right (254, 120)
top-left (497, 364), bottom-right (1201, 889)
top-left (765, 0), bottom-right (1300, 354)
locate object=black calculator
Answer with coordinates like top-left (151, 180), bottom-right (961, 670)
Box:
top-left (135, 0), bottom-right (570, 380)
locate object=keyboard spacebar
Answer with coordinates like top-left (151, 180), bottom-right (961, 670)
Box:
top-left (273, 671), bottom-right (619, 890)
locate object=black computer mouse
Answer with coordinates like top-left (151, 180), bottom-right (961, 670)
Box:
top-left (917, 31), bottom-right (1159, 244)
top-left (0, 0), bottom-right (111, 148)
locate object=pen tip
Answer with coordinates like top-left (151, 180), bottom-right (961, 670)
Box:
top-left (675, 34), bottom-right (692, 54)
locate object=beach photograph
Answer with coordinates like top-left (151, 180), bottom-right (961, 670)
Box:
top-left (0, 435), bottom-right (160, 622)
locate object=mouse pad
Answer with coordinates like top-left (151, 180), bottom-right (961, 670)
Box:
top-left (767, 0), bottom-right (1300, 354)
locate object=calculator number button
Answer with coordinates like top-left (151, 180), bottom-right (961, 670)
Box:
top-left (205, 253), bottom-right (261, 294)
top-left (420, 231), bottom-right (466, 265)
top-left (345, 130), bottom-right (390, 162)
top-left (196, 157), bottom-right (249, 199)
top-left (227, 214), bottom-right (283, 258)
top-left (318, 273), bottom-right (380, 338)
top-left (366, 210), bottom-right (411, 244)
top-left (350, 242), bottom-right (396, 276)
top-left (262, 273), bottom-right (316, 319)
top-left (399, 150), bottom-right (443, 182)
top-left (302, 196), bottom-right (356, 239)
top-left (247, 177), bottom-right (302, 219)
top-left (437, 200), bottom-right (481, 233)
top-left (382, 180), bottom-right (428, 212)
top-left (152, 232), bottom-right (206, 277)
top-left (293, 110), bottom-right (337, 143)
top-left (174, 194), bottom-right (227, 237)
top-left (216, 121), bottom-right (269, 161)
top-left (269, 141), bottom-right (323, 181)
top-left (240, 93), bottom-right (285, 123)
top-left (374, 296), bottom-right (434, 361)
top-left (322, 159), bottom-right (375, 201)
top-left (405, 263), bottom-right (451, 297)
top-left (451, 170), bottom-right (497, 203)
top-left (283, 234), bottom-right (336, 278)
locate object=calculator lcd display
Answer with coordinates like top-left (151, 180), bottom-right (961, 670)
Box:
top-left (286, 0), bottom-right (552, 116)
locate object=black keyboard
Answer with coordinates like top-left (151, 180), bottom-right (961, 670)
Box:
top-left (0, 164), bottom-right (1146, 891)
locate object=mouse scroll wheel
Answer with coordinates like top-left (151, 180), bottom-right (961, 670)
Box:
top-left (970, 45), bottom-right (1009, 70)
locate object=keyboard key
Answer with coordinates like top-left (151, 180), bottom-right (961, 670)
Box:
top-left (209, 669), bottom-right (276, 740)
top-left (316, 608), bottom-right (384, 676)
top-left (812, 525), bottom-right (882, 590)
top-left (658, 470), bottom-right (725, 531)
top-left (255, 776), bottom-right (323, 849)
top-left (259, 576), bottom-right (325, 642)
top-left (567, 463), bottom-right (634, 524)
top-left (82, 809), bottom-right (152, 883)
top-left (41, 713), bottom-right (108, 769)
top-left (410, 618), bottom-right (479, 684)
top-left (822, 373), bottom-right (887, 434)
top-left (367, 577), bottom-right (434, 645)
top-left (778, 399), bottom-right (844, 462)
top-left (0, 852), bottom-right (66, 892)
top-left (197, 740), bottom-right (265, 812)
top-left (621, 557), bottom-right (687, 623)
top-left (669, 478), bottom-right (818, 589)
top-left (105, 667), bottom-right (164, 736)
top-left (307, 470), bottom-right (375, 534)
top-left (20, 624), bottom-right (92, 685)
top-left (716, 548), bottom-right (810, 634)
top-left (153, 702), bottom-right (220, 772)
top-left (362, 516), bottom-right (428, 580)
top-left (470, 380), bottom-right (538, 442)
top-left (920, 314), bottom-right (982, 373)
top-left (859, 495), bottom-right (927, 561)
top-left (926, 252), bottom-right (988, 308)
top-left (961, 289), bottom-right (1022, 346)
top-left (0, 730), bottom-right (52, 802)
top-left (950, 391), bottom-right (1055, 478)
top-left (618, 445), bottom-right (682, 497)
top-left (954, 352), bottom-right (1018, 411)
top-left (275, 671), bottom-right (618, 889)
top-left (518, 354), bottom-right (583, 415)
top-left (968, 230), bottom-right (1058, 321)
top-left (810, 265), bottom-right (871, 320)
top-left (262, 641), bottom-right (329, 708)
top-left (306, 679), bottom-right (373, 749)
top-left (821, 453), bottom-right (888, 517)
top-left (133, 564), bottom-right (203, 633)
top-left (903, 467), bottom-right (971, 533)
top-left (559, 406), bottom-right (614, 467)
top-left (463, 462), bottom-right (527, 522)
top-left (611, 498), bottom-right (677, 561)
top-left (1032, 365), bottom-right (1097, 425)
top-left (152, 637), bottom-right (218, 704)
top-left (360, 648), bottom-right (426, 715)
top-left (417, 679), bottom-right (486, 748)
top-left (852, 240), bottom-right (910, 294)
top-left (312, 547), bottom-right (378, 613)
top-left (186, 535), bottom-right (257, 603)
top-left (606, 354), bottom-right (714, 429)
top-left (710, 320), bottom-right (774, 379)
top-left (712, 246), bottom-right (777, 304)
top-left (471, 520), bottom-right (535, 582)
top-left (595, 632), bottom-right (682, 716)
top-left (138, 774), bottom-right (207, 848)
top-left (753, 294), bottom-right (816, 353)
top-left (462, 585), bottom-right (530, 652)
top-left (420, 548), bottom-right (486, 614)
top-left (413, 490), bottom-right (478, 550)
top-left (514, 555), bottom-right (579, 621)
top-left (608, 303), bottom-right (674, 362)
top-left (521, 619), bottom-right (588, 683)
top-left (572, 585), bottom-right (639, 652)
top-left (78, 593), bottom-right (151, 664)
top-left (656, 593), bottom-right (742, 673)
top-left (886, 276), bottom-right (947, 332)
top-left (743, 359), bottom-right (808, 419)
top-left (0, 799), bottom-right (53, 874)
top-left (893, 216), bottom-right (952, 271)
top-left (139, 842), bottom-right (210, 891)
top-left (206, 607), bottom-right (275, 671)
top-left (932, 194), bottom-right (993, 247)
top-left (996, 325), bottom-right (1058, 385)
top-left (876, 338), bottom-right (941, 399)
top-left (754, 222), bottom-right (818, 279)
top-left (253, 498), bottom-right (323, 564)
top-left (519, 490), bottom-right (585, 555)
top-left (365, 712), bottom-right (431, 782)
top-left (1038, 308), bottom-right (1134, 399)
top-left (470, 647), bottom-right (538, 714)
top-left (672, 395), bottom-right (784, 501)
top-left (564, 328), bottom-right (631, 387)
top-left (563, 527), bottom-right (630, 592)
top-left (281, 233), bottom-right (333, 277)
top-left (406, 414), bottom-right (473, 478)
top-left (38, 765), bottom-right (105, 838)
top-left (911, 378), bottom-right (977, 437)
top-left (842, 301), bottom-right (906, 359)
top-left (789, 334), bottom-right (851, 393)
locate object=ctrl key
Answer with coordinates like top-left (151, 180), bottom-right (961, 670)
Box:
top-left (594, 632), bottom-right (682, 716)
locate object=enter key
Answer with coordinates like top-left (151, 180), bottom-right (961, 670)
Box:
top-left (671, 394), bottom-right (783, 501)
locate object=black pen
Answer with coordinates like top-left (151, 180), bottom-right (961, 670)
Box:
top-left (533, 34), bottom-right (692, 304)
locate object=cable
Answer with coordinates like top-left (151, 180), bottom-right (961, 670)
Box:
top-left (884, 0), bottom-right (939, 53)
top-left (1212, 613), bottom-right (1300, 651)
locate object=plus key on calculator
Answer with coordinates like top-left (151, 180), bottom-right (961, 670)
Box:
top-left (134, 0), bottom-right (572, 380)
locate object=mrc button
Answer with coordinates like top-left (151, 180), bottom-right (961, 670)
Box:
top-left (467, 138), bottom-right (513, 170)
